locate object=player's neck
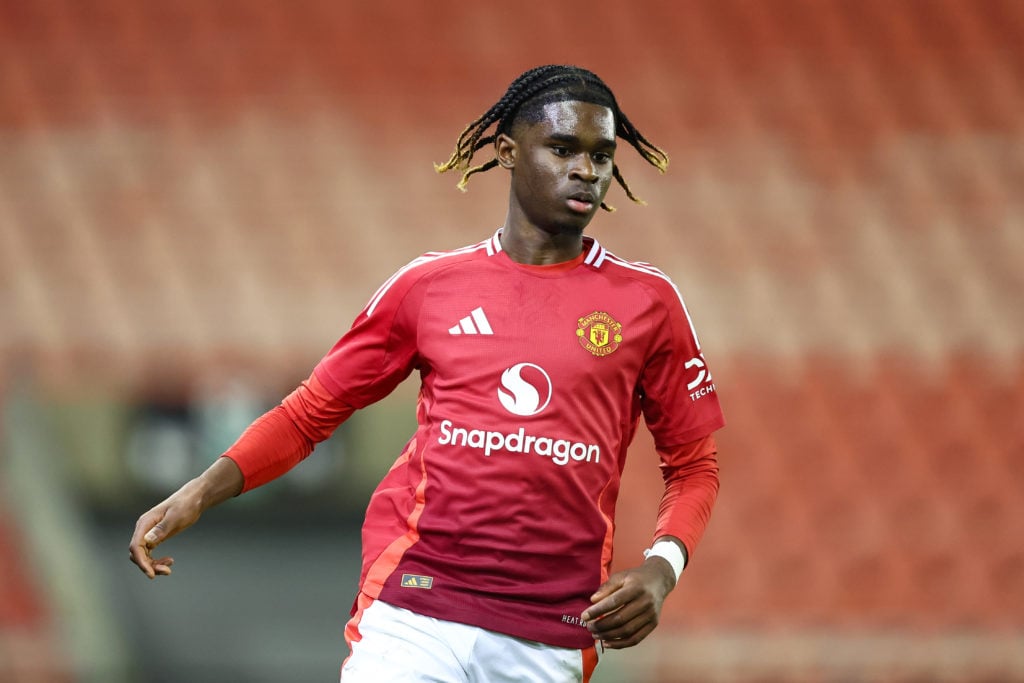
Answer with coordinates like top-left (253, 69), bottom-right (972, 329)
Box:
top-left (499, 221), bottom-right (585, 266)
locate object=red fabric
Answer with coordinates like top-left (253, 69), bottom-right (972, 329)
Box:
top-left (222, 373), bottom-right (355, 492)
top-left (653, 434), bottom-right (720, 561)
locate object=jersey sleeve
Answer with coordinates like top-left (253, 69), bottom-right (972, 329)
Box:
top-left (638, 279), bottom-right (725, 447)
top-left (223, 372), bottom-right (356, 492)
top-left (654, 434), bottom-right (720, 559)
top-left (313, 261), bottom-right (426, 408)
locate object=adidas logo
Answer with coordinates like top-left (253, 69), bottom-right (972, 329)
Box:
top-left (449, 307), bottom-right (493, 335)
top-left (401, 574), bottom-right (434, 589)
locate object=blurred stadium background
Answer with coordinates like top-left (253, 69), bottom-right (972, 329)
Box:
top-left (1, 0), bottom-right (1022, 681)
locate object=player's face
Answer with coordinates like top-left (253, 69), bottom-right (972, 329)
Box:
top-left (499, 100), bottom-right (617, 235)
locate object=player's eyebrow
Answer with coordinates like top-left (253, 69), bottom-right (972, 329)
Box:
top-left (548, 133), bottom-right (617, 150)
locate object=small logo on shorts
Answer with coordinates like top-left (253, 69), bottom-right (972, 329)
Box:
top-left (401, 574), bottom-right (434, 589)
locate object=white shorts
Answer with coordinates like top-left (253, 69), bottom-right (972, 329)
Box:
top-left (341, 595), bottom-right (599, 682)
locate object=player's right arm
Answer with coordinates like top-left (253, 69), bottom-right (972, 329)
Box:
top-left (128, 254), bottom-right (428, 579)
top-left (128, 455), bottom-right (244, 579)
top-left (127, 372), bottom-right (356, 578)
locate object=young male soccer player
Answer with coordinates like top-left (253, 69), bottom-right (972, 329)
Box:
top-left (129, 64), bottom-right (725, 682)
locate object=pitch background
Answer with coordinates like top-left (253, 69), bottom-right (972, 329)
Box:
top-left (1, 1), bottom-right (1022, 681)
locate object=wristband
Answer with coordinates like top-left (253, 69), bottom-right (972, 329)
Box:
top-left (643, 540), bottom-right (685, 582)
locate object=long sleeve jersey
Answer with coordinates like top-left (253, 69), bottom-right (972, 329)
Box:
top-left (225, 231), bottom-right (724, 648)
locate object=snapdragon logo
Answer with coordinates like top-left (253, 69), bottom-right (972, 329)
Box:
top-left (435, 362), bottom-right (600, 466)
top-left (497, 362), bottom-right (552, 416)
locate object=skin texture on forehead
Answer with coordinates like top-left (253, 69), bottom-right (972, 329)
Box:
top-left (520, 99), bottom-right (616, 143)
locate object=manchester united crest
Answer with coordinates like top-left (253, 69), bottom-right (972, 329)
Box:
top-left (576, 311), bottom-right (623, 357)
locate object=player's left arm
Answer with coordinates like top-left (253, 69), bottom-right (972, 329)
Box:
top-left (583, 274), bottom-right (724, 647)
top-left (581, 435), bottom-right (719, 648)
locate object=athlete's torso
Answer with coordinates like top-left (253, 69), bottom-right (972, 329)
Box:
top-left (315, 232), bottom-right (723, 648)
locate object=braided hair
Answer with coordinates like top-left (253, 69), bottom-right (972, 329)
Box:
top-left (436, 65), bottom-right (669, 211)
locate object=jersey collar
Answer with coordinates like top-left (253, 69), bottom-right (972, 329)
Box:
top-left (486, 228), bottom-right (606, 268)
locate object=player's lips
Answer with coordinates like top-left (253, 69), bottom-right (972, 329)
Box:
top-left (566, 192), bottom-right (597, 213)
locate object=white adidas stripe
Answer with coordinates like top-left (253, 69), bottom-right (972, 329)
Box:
top-left (449, 307), bottom-right (493, 335)
top-left (470, 307), bottom-right (492, 334)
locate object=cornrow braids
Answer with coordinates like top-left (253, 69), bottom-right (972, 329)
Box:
top-left (436, 65), bottom-right (669, 210)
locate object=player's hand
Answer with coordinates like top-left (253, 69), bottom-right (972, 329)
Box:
top-left (128, 483), bottom-right (204, 579)
top-left (128, 457), bottom-right (244, 579)
top-left (580, 558), bottom-right (676, 649)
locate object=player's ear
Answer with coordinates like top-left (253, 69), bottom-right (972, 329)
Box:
top-left (495, 133), bottom-right (516, 169)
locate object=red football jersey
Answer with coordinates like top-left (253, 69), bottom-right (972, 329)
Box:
top-left (314, 231), bottom-right (725, 648)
